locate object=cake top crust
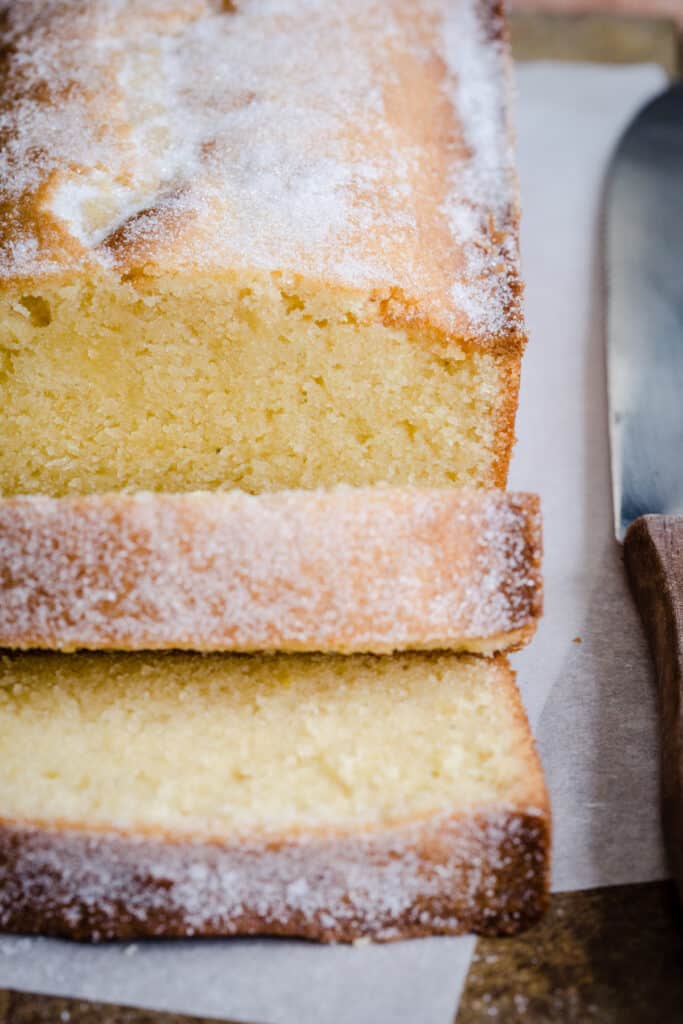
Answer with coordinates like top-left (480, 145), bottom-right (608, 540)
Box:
top-left (0, 0), bottom-right (523, 342)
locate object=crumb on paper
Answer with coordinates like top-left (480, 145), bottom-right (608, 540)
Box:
top-left (352, 937), bottom-right (372, 948)
top-left (513, 993), bottom-right (529, 1013)
top-left (123, 943), bottom-right (139, 956)
top-left (573, 636), bottom-right (582, 644)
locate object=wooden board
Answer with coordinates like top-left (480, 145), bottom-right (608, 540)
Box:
top-left (511, 11), bottom-right (681, 76)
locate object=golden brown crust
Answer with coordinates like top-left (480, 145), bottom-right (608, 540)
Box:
top-left (0, 488), bottom-right (542, 654)
top-left (484, 0), bottom-right (526, 484)
top-left (0, 809), bottom-right (550, 943)
top-left (0, 0), bottom-right (526, 350)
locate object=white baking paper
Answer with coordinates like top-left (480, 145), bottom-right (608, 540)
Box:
top-left (511, 61), bottom-right (668, 892)
top-left (0, 61), bottom-right (670, 1023)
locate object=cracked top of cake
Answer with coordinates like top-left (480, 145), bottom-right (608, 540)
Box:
top-left (0, 0), bottom-right (523, 344)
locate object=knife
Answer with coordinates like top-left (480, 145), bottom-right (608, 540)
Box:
top-left (606, 81), bottom-right (683, 898)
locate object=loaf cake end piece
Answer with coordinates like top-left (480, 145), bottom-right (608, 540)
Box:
top-left (0, 651), bottom-right (550, 942)
top-left (0, 0), bottom-right (524, 496)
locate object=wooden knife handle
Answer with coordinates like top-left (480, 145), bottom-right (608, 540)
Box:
top-left (624, 514), bottom-right (683, 898)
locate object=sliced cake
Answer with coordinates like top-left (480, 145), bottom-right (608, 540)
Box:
top-left (0, 650), bottom-right (550, 942)
top-left (0, 488), bottom-right (542, 654)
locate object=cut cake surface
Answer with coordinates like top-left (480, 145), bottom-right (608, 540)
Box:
top-left (0, 651), bottom-right (550, 942)
top-left (0, 488), bottom-right (542, 653)
top-left (0, 0), bottom-right (524, 495)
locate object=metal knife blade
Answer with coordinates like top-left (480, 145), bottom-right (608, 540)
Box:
top-left (606, 82), bottom-right (683, 541)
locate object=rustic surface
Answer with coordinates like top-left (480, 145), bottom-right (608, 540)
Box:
top-left (510, 10), bottom-right (681, 74)
top-left (457, 882), bottom-right (683, 1022)
top-left (0, 990), bottom-right (228, 1023)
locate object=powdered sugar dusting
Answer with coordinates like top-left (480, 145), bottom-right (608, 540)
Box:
top-left (442, 0), bottom-right (520, 334)
top-left (0, 0), bottom-right (522, 340)
top-left (0, 488), bottom-right (542, 653)
top-left (0, 807), bottom-right (549, 941)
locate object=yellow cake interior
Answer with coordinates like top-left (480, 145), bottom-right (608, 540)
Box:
top-left (0, 651), bottom-right (536, 838)
top-left (0, 272), bottom-right (507, 497)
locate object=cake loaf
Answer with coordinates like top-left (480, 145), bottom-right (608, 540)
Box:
top-left (0, 650), bottom-right (550, 942)
top-left (0, 0), bottom-right (524, 497)
top-left (0, 488), bottom-right (542, 654)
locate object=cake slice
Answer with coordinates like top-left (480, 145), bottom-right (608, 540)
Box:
top-left (0, 488), bottom-right (542, 654)
top-left (0, 0), bottom-right (524, 497)
top-left (0, 651), bottom-right (550, 942)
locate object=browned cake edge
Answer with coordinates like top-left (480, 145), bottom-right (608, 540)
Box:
top-left (469, 0), bottom-right (525, 486)
top-left (0, 810), bottom-right (550, 943)
top-left (493, 0), bottom-right (526, 487)
top-left (0, 489), bottom-right (542, 654)
top-left (491, 349), bottom-right (523, 486)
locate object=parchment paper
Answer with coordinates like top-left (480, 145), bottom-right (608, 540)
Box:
top-left (511, 61), bottom-right (668, 892)
top-left (0, 61), bottom-right (670, 1024)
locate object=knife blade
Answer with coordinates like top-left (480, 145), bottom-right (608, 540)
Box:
top-left (607, 82), bottom-right (683, 541)
top-left (606, 82), bottom-right (683, 901)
